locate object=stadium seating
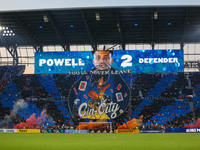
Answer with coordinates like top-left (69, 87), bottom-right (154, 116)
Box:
top-left (38, 75), bottom-right (61, 99)
top-left (148, 99), bottom-right (190, 126)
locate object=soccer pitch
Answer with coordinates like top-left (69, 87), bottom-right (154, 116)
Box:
top-left (0, 133), bottom-right (200, 150)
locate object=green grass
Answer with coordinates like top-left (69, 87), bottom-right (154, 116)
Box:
top-left (0, 133), bottom-right (200, 150)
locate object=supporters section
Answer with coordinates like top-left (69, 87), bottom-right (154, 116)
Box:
top-left (1, 66), bottom-right (200, 132)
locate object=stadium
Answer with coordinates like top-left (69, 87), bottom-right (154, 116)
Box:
top-left (1, 1), bottom-right (200, 150)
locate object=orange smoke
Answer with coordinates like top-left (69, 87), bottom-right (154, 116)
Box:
top-left (117, 116), bottom-right (143, 129)
top-left (184, 118), bottom-right (200, 128)
top-left (76, 119), bottom-right (107, 130)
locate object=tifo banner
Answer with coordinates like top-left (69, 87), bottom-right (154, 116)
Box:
top-left (35, 50), bottom-right (184, 74)
top-left (165, 128), bottom-right (200, 133)
top-left (68, 66), bottom-right (130, 119)
top-left (35, 50), bottom-right (183, 120)
top-left (17, 129), bottom-right (40, 133)
top-left (140, 129), bottom-right (163, 133)
top-left (114, 129), bottom-right (140, 133)
top-left (0, 129), bottom-right (17, 133)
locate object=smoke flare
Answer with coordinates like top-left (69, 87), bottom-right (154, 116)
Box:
top-left (13, 109), bottom-right (53, 129)
top-left (0, 99), bottom-right (28, 128)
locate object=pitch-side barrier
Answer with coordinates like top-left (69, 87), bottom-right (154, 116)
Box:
top-left (1, 128), bottom-right (200, 133)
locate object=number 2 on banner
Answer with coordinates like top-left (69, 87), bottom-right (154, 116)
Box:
top-left (121, 55), bottom-right (132, 67)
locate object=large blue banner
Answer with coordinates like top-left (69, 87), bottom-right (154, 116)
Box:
top-left (35, 50), bottom-right (184, 74)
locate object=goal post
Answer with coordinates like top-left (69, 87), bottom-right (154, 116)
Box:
top-left (77, 122), bottom-right (112, 133)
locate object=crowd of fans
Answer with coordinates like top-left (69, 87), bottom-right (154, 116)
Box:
top-left (0, 66), bottom-right (24, 92)
top-left (133, 73), bottom-right (162, 97)
top-left (0, 66), bottom-right (200, 130)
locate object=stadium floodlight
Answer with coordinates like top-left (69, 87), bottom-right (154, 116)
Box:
top-left (1, 27), bottom-right (15, 36)
top-left (117, 22), bottom-right (121, 32)
top-left (43, 14), bottom-right (49, 22)
top-left (154, 11), bottom-right (158, 19)
top-left (95, 12), bottom-right (100, 21)
top-left (2, 29), bottom-right (15, 36)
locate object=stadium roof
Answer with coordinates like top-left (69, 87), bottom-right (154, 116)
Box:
top-left (0, 6), bottom-right (200, 51)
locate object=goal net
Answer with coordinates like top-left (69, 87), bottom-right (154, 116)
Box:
top-left (77, 122), bottom-right (112, 133)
